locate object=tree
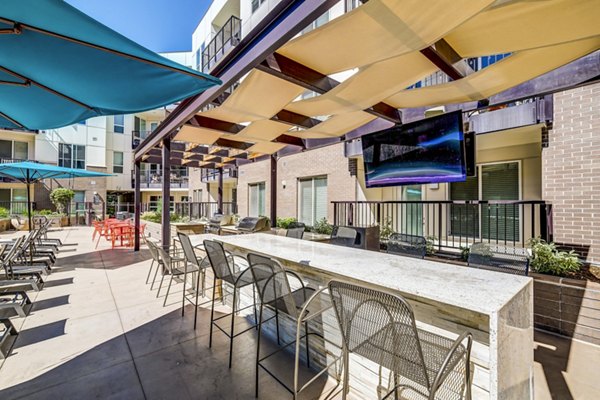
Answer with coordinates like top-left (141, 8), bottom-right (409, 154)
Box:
top-left (50, 188), bottom-right (75, 215)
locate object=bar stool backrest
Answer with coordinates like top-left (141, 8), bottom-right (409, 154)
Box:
top-left (286, 227), bottom-right (305, 239)
top-left (247, 253), bottom-right (298, 318)
top-left (178, 232), bottom-right (206, 269)
top-left (468, 242), bottom-right (530, 275)
top-left (145, 239), bottom-right (162, 266)
top-left (330, 226), bottom-right (358, 247)
top-left (328, 280), bottom-right (431, 389)
top-left (203, 240), bottom-right (234, 280)
top-left (154, 245), bottom-right (175, 273)
top-left (387, 233), bottom-right (427, 259)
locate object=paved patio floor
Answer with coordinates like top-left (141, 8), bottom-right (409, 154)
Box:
top-left (0, 226), bottom-right (598, 399)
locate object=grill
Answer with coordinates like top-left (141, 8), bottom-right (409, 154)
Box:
top-left (236, 216), bottom-right (270, 233)
top-left (206, 214), bottom-right (232, 234)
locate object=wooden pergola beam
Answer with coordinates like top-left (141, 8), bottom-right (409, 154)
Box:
top-left (420, 40), bottom-right (464, 81)
top-left (257, 52), bottom-right (402, 123)
top-left (188, 114), bottom-right (245, 134)
top-left (272, 109), bottom-right (321, 128)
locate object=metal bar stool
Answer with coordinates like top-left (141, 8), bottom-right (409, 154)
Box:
top-left (247, 254), bottom-right (342, 399)
top-left (203, 239), bottom-right (259, 368)
top-left (177, 232), bottom-right (213, 327)
top-left (154, 244), bottom-right (193, 307)
top-left (328, 280), bottom-right (473, 400)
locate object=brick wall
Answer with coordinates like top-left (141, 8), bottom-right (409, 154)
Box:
top-left (544, 83), bottom-right (600, 264)
top-left (236, 143), bottom-right (356, 222)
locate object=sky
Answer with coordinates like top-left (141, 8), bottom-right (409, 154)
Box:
top-left (66, 0), bottom-right (210, 53)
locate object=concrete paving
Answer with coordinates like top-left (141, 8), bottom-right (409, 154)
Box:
top-left (0, 226), bottom-right (598, 399)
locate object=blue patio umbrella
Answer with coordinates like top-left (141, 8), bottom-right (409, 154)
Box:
top-left (0, 161), bottom-right (112, 231)
top-left (0, 0), bottom-right (221, 130)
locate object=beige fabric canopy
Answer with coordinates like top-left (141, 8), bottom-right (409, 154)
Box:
top-left (170, 0), bottom-right (599, 163)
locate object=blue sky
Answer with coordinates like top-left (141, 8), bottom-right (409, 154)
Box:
top-left (66, 0), bottom-right (210, 52)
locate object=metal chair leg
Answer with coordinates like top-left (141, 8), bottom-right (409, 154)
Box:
top-left (193, 269), bottom-right (202, 330)
top-left (181, 267), bottom-right (188, 317)
top-left (209, 277), bottom-right (216, 348)
top-left (163, 274), bottom-right (174, 307)
top-left (150, 261), bottom-right (161, 290)
top-left (156, 272), bottom-right (166, 298)
top-left (275, 307), bottom-right (281, 345)
top-left (304, 321), bottom-right (310, 369)
top-left (342, 348), bottom-right (350, 400)
top-left (255, 304), bottom-right (264, 398)
top-left (146, 259), bottom-right (155, 284)
top-left (229, 286), bottom-right (237, 368)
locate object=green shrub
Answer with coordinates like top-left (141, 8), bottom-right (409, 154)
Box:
top-left (425, 236), bottom-right (437, 256)
top-left (276, 217), bottom-right (297, 229)
top-left (50, 188), bottom-right (75, 214)
top-left (35, 209), bottom-right (55, 216)
top-left (311, 218), bottom-right (333, 235)
top-left (141, 211), bottom-right (161, 223)
top-left (528, 237), bottom-right (581, 276)
top-left (379, 217), bottom-right (394, 241)
top-left (459, 246), bottom-right (470, 261)
top-left (0, 207), bottom-right (8, 219)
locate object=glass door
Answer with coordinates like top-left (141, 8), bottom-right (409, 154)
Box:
top-left (402, 185), bottom-right (423, 235)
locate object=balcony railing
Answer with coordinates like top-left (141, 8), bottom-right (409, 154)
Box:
top-left (201, 16), bottom-right (241, 73)
top-left (332, 200), bottom-right (552, 251)
top-left (201, 168), bottom-right (238, 182)
top-left (140, 201), bottom-right (237, 218)
top-left (137, 172), bottom-right (189, 189)
top-left (131, 130), bottom-right (153, 149)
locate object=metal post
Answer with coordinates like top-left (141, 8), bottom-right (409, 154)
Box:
top-left (162, 138), bottom-right (171, 250)
top-left (270, 155), bottom-right (277, 228)
top-left (134, 160), bottom-right (141, 251)
top-left (217, 168), bottom-right (223, 214)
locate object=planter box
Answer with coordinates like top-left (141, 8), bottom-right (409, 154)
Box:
top-left (532, 272), bottom-right (600, 345)
top-left (0, 218), bottom-right (11, 232)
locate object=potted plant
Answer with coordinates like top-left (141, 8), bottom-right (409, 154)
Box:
top-left (50, 188), bottom-right (75, 227)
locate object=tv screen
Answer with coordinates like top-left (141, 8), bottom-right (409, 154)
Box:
top-left (362, 111), bottom-right (466, 187)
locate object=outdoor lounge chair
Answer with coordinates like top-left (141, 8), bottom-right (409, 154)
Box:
top-left (1, 236), bottom-right (48, 289)
top-left (387, 233), bottom-right (427, 259)
top-left (203, 239), bottom-right (258, 368)
top-left (468, 243), bottom-right (530, 275)
top-left (247, 253), bottom-right (340, 398)
top-left (0, 318), bottom-right (18, 359)
top-left (328, 280), bottom-right (473, 400)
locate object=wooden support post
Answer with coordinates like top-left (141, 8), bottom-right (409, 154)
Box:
top-left (162, 138), bottom-right (171, 250)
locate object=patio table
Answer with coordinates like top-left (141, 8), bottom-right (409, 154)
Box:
top-left (215, 233), bottom-right (533, 400)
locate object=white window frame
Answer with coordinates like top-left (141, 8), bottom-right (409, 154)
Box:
top-left (114, 115), bottom-right (125, 134)
top-left (58, 143), bottom-right (86, 169)
top-left (248, 182), bottom-right (265, 217)
top-left (113, 151), bottom-right (124, 174)
top-left (297, 176), bottom-right (328, 226)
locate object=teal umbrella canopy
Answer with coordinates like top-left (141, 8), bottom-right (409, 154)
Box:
top-left (0, 0), bottom-right (221, 130)
top-left (0, 161), bottom-right (112, 231)
top-left (0, 161), bottom-right (111, 183)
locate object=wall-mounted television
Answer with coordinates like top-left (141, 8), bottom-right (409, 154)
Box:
top-left (362, 111), bottom-right (466, 188)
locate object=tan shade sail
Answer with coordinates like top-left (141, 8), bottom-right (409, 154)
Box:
top-left (385, 37), bottom-right (600, 108)
top-left (174, 124), bottom-right (223, 145)
top-left (236, 120), bottom-right (291, 141)
top-left (200, 70), bottom-right (305, 122)
top-left (301, 111), bottom-right (376, 138)
top-left (286, 51), bottom-right (436, 116)
top-left (445, 0), bottom-right (600, 57)
top-left (246, 141), bottom-right (287, 154)
top-left (278, 0), bottom-right (494, 74)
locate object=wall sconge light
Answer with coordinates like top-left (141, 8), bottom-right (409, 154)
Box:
top-left (281, 180), bottom-right (287, 189)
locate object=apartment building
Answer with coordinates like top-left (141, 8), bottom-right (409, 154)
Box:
top-left (182, 0), bottom-right (599, 265)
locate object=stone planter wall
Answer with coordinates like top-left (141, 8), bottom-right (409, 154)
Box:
top-left (0, 218), bottom-right (11, 232)
top-left (533, 272), bottom-right (600, 345)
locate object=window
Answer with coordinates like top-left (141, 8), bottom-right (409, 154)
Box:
top-left (113, 151), bottom-right (124, 174)
top-left (74, 190), bottom-right (85, 211)
top-left (193, 189), bottom-right (203, 202)
top-left (298, 177), bottom-right (327, 226)
top-left (58, 143), bottom-right (85, 169)
top-left (114, 115), bottom-right (124, 134)
top-left (301, 11), bottom-right (329, 34)
top-left (14, 142), bottom-right (28, 160)
top-left (450, 162), bottom-right (520, 241)
top-left (248, 182), bottom-right (265, 217)
top-left (251, 0), bottom-right (266, 13)
top-left (0, 140), bottom-right (11, 159)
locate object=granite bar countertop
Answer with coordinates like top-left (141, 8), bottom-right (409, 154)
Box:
top-left (216, 233), bottom-right (532, 315)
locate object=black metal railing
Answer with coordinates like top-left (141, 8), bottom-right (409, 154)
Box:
top-left (138, 171), bottom-right (189, 188)
top-left (201, 168), bottom-right (238, 182)
top-left (0, 201), bottom-right (35, 215)
top-left (332, 200), bottom-right (552, 251)
top-left (141, 201), bottom-right (237, 218)
top-left (131, 130), bottom-right (153, 149)
top-left (201, 16), bottom-right (241, 73)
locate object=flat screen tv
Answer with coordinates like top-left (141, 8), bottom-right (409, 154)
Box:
top-left (361, 111), bottom-right (466, 187)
